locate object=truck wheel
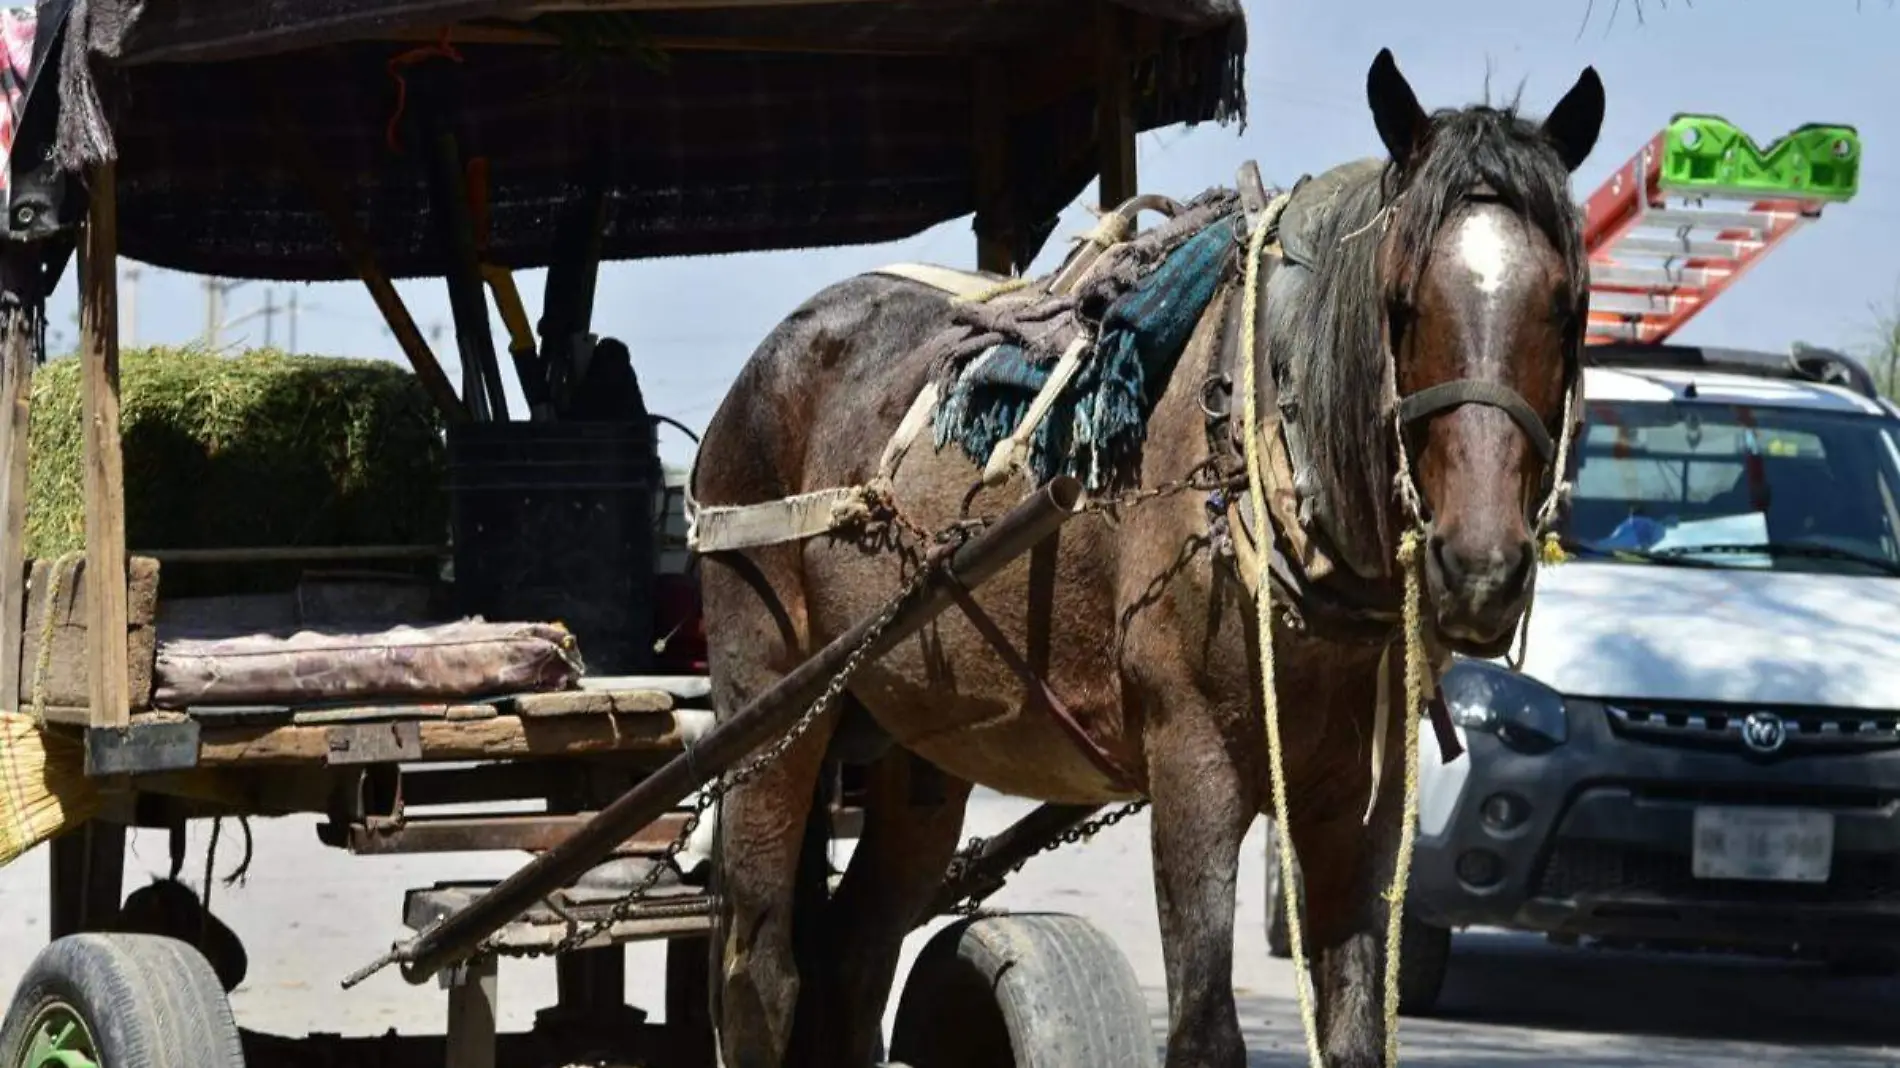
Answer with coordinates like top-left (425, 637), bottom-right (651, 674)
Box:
top-left (0, 933), bottom-right (244, 1068)
top-left (1263, 820), bottom-right (1302, 960)
top-left (1397, 913), bottom-right (1452, 1017)
top-left (890, 913), bottom-right (1157, 1068)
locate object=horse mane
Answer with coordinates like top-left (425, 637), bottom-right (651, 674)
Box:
top-left (1287, 97), bottom-right (1588, 560)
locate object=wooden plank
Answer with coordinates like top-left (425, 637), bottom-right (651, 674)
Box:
top-left (0, 264), bottom-right (33, 715)
top-left (1094, 1), bottom-right (1137, 211)
top-left (139, 544), bottom-right (446, 565)
top-left (507, 689), bottom-right (674, 718)
top-left (79, 163), bottom-right (129, 732)
top-left (292, 702), bottom-right (463, 726)
top-left (972, 56), bottom-right (1012, 275)
top-left (49, 821), bottom-right (125, 936)
top-left (196, 711), bottom-right (692, 766)
top-left (580, 675), bottom-right (711, 701)
top-left (21, 556), bottom-right (161, 716)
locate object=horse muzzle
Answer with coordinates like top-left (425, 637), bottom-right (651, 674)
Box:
top-left (1421, 525), bottom-right (1534, 657)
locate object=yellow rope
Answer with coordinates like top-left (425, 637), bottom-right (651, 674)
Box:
top-left (1241, 198), bottom-right (1427, 1066)
top-left (1239, 218), bottom-right (1325, 1068)
top-left (1381, 531), bottom-right (1429, 1067)
top-left (952, 275), bottom-right (1033, 306)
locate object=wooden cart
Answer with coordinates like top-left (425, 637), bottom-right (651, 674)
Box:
top-left (0, 2), bottom-right (1246, 1065)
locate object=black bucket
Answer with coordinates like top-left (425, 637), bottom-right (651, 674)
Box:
top-left (447, 420), bottom-right (660, 676)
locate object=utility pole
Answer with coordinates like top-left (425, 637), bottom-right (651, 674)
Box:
top-left (122, 265), bottom-right (141, 347)
top-left (204, 277), bottom-right (219, 348)
top-left (287, 290), bottom-right (299, 355)
top-left (203, 277), bottom-right (253, 349)
top-left (261, 289), bottom-right (278, 349)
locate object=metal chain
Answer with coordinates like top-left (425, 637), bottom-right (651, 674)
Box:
top-left (943, 800), bottom-right (1151, 917)
top-left (1081, 459), bottom-right (1240, 516)
top-left (491, 552), bottom-right (944, 961)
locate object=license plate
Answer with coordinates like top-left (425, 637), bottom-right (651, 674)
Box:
top-left (1692, 807), bottom-right (1834, 884)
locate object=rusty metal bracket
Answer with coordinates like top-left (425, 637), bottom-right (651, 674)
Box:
top-left (326, 721), bottom-right (423, 766)
top-left (84, 720), bottom-right (201, 777)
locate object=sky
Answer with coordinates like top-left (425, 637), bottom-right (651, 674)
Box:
top-left (40, 0), bottom-right (1900, 469)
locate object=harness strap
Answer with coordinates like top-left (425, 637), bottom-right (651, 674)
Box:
top-left (1397, 379), bottom-right (1556, 463)
top-left (687, 484), bottom-right (884, 553)
top-left (943, 580), bottom-right (1139, 792)
top-left (872, 262), bottom-right (1016, 302)
top-left (879, 381), bottom-right (941, 483)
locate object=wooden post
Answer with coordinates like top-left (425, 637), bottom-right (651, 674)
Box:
top-left (444, 955), bottom-right (498, 1068)
top-left (971, 57), bottom-right (1013, 275)
top-left (665, 935), bottom-right (715, 1051)
top-left (1094, 2), bottom-right (1137, 212)
top-left (0, 249), bottom-right (37, 715)
top-left (79, 163), bottom-right (129, 731)
top-left (49, 821), bottom-right (126, 936)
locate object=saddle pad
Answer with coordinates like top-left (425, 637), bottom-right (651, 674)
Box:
top-left (1276, 157), bottom-right (1387, 269)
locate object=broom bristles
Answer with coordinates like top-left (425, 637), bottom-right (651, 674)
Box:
top-left (1, 710), bottom-right (101, 867)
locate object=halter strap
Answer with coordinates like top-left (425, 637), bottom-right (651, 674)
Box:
top-left (1396, 378), bottom-right (1556, 463)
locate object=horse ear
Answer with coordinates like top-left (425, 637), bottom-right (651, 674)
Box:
top-left (1366, 48), bottom-right (1428, 168)
top-left (1541, 67), bottom-right (1605, 172)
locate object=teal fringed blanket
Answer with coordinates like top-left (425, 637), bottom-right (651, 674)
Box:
top-left (932, 214), bottom-right (1239, 491)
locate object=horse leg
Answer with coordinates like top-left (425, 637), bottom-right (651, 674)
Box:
top-left (1286, 776), bottom-right (1405, 1068)
top-left (791, 748), bottom-right (973, 1066)
top-left (704, 550), bottom-right (842, 1068)
top-left (1147, 701), bottom-right (1259, 1068)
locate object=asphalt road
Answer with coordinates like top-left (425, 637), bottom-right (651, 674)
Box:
top-left (2, 788), bottom-right (1897, 1066)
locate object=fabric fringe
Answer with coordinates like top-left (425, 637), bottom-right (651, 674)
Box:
top-left (931, 203), bottom-right (1239, 491)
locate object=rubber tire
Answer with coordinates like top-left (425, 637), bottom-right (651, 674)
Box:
top-left (1396, 913), bottom-right (1452, 1017)
top-left (1263, 820), bottom-right (1303, 960)
top-left (890, 913), bottom-right (1157, 1068)
top-left (0, 933), bottom-right (245, 1068)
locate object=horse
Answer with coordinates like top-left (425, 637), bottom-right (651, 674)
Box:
top-left (691, 47), bottom-right (1603, 1068)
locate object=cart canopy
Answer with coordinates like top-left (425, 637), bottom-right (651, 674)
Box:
top-left (4, 0), bottom-right (1245, 280)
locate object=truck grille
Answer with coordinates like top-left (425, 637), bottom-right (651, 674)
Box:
top-left (1535, 841), bottom-right (1900, 904)
top-left (1605, 701), bottom-right (1900, 755)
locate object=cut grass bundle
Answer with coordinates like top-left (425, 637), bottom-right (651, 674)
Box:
top-left (26, 346), bottom-right (448, 594)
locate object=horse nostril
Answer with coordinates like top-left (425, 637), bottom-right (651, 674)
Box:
top-left (1428, 532), bottom-right (1461, 585)
top-left (1504, 538), bottom-right (1535, 591)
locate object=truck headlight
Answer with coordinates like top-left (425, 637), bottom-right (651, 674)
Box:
top-left (1440, 660), bottom-right (1568, 753)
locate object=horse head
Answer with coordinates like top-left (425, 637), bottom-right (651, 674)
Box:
top-left (1366, 49), bottom-right (1603, 656)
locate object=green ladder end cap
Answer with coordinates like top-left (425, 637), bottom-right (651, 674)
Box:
top-left (1658, 113), bottom-right (1861, 204)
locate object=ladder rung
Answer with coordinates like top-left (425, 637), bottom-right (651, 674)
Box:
top-left (1640, 207), bottom-right (1786, 235)
top-left (1591, 263), bottom-right (1726, 290)
top-left (1591, 290), bottom-right (1693, 317)
top-left (1611, 234), bottom-right (1757, 259)
top-left (1586, 320), bottom-right (1647, 342)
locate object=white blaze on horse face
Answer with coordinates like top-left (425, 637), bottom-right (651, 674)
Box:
top-left (1455, 210), bottom-right (1512, 298)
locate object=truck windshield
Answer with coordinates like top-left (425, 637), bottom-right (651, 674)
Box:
top-left (1562, 400), bottom-right (1900, 576)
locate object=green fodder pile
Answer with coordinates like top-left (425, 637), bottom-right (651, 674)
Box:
top-left (26, 346), bottom-right (448, 569)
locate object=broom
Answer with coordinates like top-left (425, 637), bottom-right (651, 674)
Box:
top-left (2, 553), bottom-right (102, 868)
top-left (0, 710), bottom-right (100, 867)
